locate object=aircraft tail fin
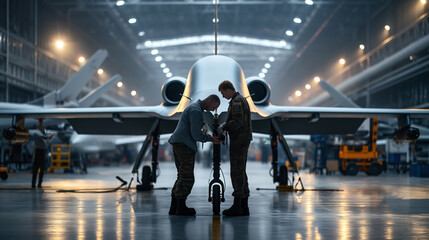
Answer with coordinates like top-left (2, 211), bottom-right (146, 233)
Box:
top-left (319, 79), bottom-right (360, 108)
top-left (78, 74), bottom-right (122, 107)
top-left (42, 49), bottom-right (108, 107)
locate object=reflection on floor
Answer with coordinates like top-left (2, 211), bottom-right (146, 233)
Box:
top-left (1, 161), bottom-right (429, 240)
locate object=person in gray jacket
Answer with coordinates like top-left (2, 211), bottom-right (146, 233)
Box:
top-left (168, 94), bottom-right (220, 216)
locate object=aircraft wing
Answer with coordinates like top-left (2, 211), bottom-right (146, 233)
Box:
top-left (0, 105), bottom-right (180, 135)
top-left (249, 104), bottom-right (429, 135)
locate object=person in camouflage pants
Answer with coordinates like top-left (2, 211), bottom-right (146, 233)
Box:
top-left (168, 94), bottom-right (220, 216)
top-left (218, 80), bottom-right (252, 216)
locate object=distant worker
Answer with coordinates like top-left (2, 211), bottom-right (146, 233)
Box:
top-left (32, 119), bottom-right (54, 189)
top-left (218, 80), bottom-right (252, 216)
top-left (168, 94), bottom-right (221, 216)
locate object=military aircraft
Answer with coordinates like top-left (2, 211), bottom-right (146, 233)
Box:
top-left (0, 53), bottom-right (428, 182)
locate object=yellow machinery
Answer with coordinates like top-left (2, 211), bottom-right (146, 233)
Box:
top-left (48, 144), bottom-right (71, 173)
top-left (339, 118), bottom-right (383, 176)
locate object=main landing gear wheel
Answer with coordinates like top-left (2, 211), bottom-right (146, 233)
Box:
top-left (345, 162), bottom-right (359, 176)
top-left (279, 166), bottom-right (288, 185)
top-left (137, 166), bottom-right (152, 191)
top-left (212, 185), bottom-right (221, 215)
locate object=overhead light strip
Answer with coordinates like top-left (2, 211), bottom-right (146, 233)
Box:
top-left (136, 35), bottom-right (292, 49)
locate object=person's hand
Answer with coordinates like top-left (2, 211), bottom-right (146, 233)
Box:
top-left (212, 136), bottom-right (220, 144)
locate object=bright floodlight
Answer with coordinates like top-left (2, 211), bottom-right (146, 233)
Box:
top-left (55, 40), bottom-right (64, 50)
top-left (212, 18), bottom-right (219, 23)
top-left (131, 90), bottom-right (137, 96)
top-left (293, 18), bottom-right (302, 24)
top-left (295, 90), bottom-right (302, 97)
top-left (264, 63), bottom-right (271, 68)
top-left (285, 30), bottom-right (294, 36)
top-left (128, 18), bottom-right (137, 24)
top-left (138, 31), bottom-right (145, 36)
top-left (305, 0), bottom-right (314, 5)
top-left (155, 56), bottom-right (163, 62)
top-left (97, 69), bottom-right (104, 75)
top-left (421, 0), bottom-right (427, 4)
top-left (339, 58), bottom-right (346, 65)
top-left (163, 68), bottom-right (170, 73)
top-left (305, 84), bottom-right (311, 90)
top-left (359, 44), bottom-right (365, 50)
top-left (117, 81), bottom-right (123, 87)
top-left (384, 25), bottom-right (390, 31)
top-left (151, 49), bottom-right (159, 55)
top-left (166, 72), bottom-right (173, 78)
top-left (116, 1), bottom-right (125, 6)
top-left (314, 76), bottom-right (320, 83)
top-left (160, 63), bottom-right (166, 68)
top-left (259, 73), bottom-right (265, 78)
top-left (78, 56), bottom-right (85, 63)
top-left (268, 57), bottom-right (275, 62)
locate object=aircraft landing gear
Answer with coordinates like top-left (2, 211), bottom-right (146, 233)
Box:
top-left (208, 113), bottom-right (225, 215)
top-left (132, 120), bottom-right (160, 191)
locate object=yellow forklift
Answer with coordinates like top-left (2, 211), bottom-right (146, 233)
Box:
top-left (339, 118), bottom-right (383, 176)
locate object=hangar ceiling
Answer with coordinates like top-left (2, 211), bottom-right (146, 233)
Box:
top-left (44, 0), bottom-right (425, 106)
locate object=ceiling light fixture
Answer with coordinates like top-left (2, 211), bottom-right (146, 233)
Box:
top-left (264, 63), bottom-right (271, 68)
top-left (259, 73), bottom-right (265, 78)
top-left (295, 90), bottom-right (302, 97)
top-left (359, 44), bottom-right (365, 50)
top-left (305, 0), bottom-right (314, 5)
top-left (339, 58), bottom-right (346, 65)
top-left (268, 57), bottom-right (275, 62)
top-left (151, 49), bottom-right (159, 55)
top-left (116, 1), bottom-right (125, 6)
top-left (314, 76), bottom-right (320, 83)
top-left (293, 18), bottom-right (302, 24)
top-left (384, 25), bottom-right (390, 31)
top-left (138, 31), bottom-right (145, 36)
top-left (128, 18), bottom-right (137, 24)
top-left (285, 30), bottom-right (294, 36)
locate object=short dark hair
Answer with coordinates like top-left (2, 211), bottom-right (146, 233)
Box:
top-left (218, 80), bottom-right (235, 91)
top-left (205, 94), bottom-right (220, 103)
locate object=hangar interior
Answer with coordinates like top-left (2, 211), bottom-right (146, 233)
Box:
top-left (0, 0), bottom-right (429, 239)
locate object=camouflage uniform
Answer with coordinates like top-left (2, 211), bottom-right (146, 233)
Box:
top-left (223, 92), bottom-right (252, 198)
top-left (171, 142), bottom-right (196, 199)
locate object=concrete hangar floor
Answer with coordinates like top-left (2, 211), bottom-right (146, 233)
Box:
top-left (0, 161), bottom-right (428, 240)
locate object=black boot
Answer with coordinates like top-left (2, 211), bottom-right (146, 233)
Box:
top-left (169, 196), bottom-right (177, 215)
top-left (223, 197), bottom-right (243, 216)
top-left (242, 197), bottom-right (249, 216)
top-left (176, 198), bottom-right (196, 216)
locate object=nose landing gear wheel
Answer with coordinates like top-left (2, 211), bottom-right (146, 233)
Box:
top-left (212, 185), bottom-right (221, 215)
